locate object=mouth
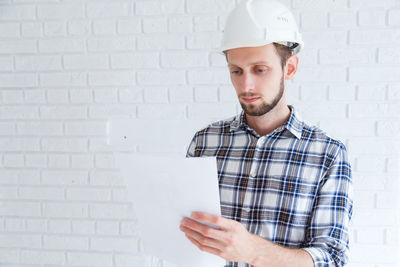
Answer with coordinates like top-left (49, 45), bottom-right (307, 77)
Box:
top-left (242, 97), bottom-right (260, 103)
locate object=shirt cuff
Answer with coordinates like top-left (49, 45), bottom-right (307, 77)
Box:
top-left (301, 247), bottom-right (333, 267)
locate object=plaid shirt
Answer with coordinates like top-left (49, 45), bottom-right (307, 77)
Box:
top-left (186, 105), bottom-right (353, 267)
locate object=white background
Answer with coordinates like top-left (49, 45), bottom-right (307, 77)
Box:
top-left (0, 0), bottom-right (399, 266)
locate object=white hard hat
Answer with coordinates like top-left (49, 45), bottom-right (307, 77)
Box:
top-left (220, 0), bottom-right (304, 54)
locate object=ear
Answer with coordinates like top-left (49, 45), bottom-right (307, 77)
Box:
top-left (284, 54), bottom-right (299, 80)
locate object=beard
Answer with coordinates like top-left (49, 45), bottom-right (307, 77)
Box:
top-left (239, 75), bottom-right (285, 117)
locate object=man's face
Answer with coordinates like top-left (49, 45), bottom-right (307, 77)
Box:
top-left (226, 44), bottom-right (286, 116)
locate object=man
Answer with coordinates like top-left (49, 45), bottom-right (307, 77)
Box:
top-left (179, 0), bottom-right (353, 266)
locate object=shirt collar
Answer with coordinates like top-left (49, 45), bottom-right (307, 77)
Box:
top-left (229, 105), bottom-right (304, 139)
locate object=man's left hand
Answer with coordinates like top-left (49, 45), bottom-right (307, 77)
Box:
top-left (179, 211), bottom-right (258, 263)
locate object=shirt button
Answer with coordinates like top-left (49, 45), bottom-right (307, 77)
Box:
top-left (243, 207), bottom-right (251, 213)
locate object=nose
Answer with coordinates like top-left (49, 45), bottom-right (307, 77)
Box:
top-left (240, 72), bottom-right (255, 94)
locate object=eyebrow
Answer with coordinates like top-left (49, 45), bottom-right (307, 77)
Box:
top-left (228, 61), bottom-right (272, 67)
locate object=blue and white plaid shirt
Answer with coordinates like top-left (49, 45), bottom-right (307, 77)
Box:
top-left (186, 105), bottom-right (353, 267)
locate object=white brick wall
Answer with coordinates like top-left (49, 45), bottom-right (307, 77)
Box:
top-left (0, 0), bottom-right (399, 267)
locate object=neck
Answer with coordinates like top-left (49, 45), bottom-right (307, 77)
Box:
top-left (245, 101), bottom-right (291, 137)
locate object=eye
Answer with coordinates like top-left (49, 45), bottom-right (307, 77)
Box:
top-left (230, 69), bottom-right (241, 75)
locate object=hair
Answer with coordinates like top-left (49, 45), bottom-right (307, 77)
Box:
top-left (223, 42), bottom-right (293, 70)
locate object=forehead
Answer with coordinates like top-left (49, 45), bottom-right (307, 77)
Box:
top-left (226, 44), bottom-right (280, 67)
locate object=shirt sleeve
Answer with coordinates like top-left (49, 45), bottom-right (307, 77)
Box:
top-left (185, 133), bottom-right (198, 158)
top-left (301, 142), bottom-right (353, 267)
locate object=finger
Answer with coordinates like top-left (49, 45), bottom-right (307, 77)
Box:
top-left (185, 234), bottom-right (222, 257)
top-left (181, 225), bottom-right (226, 251)
top-left (181, 217), bottom-right (227, 241)
top-left (191, 212), bottom-right (234, 230)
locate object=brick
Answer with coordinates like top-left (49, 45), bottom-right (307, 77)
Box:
top-left (17, 121), bottom-right (63, 136)
top-left (95, 153), bottom-right (115, 168)
top-left (0, 73), bottom-right (37, 87)
top-left (137, 104), bottom-right (186, 119)
top-left (92, 20), bottom-right (117, 35)
top-left (0, 249), bottom-right (19, 264)
top-left (24, 89), bottom-right (46, 104)
top-left (0, 170), bottom-right (40, 185)
top-left (186, 32), bottom-right (223, 49)
top-left (91, 237), bottom-right (138, 252)
top-left (115, 253), bottom-right (153, 267)
top-left (161, 51), bottom-right (208, 68)
top-left (111, 188), bottom-right (128, 202)
top-left (0, 138), bottom-right (40, 152)
top-left (89, 203), bottom-right (133, 219)
top-left (169, 16), bottom-right (193, 33)
top-left (356, 156), bottom-right (386, 173)
top-left (385, 227), bottom-right (399, 245)
top-left (72, 220), bottom-right (95, 235)
top-left (329, 11), bottom-right (357, 28)
top-left (3, 154), bottom-right (24, 168)
top-left (350, 0), bottom-right (397, 8)
top-left (143, 17), bottom-right (167, 33)
top-left (88, 105), bottom-right (137, 119)
top-left (188, 69), bottom-right (230, 85)
top-left (47, 154), bottom-right (70, 168)
top-left (89, 170), bottom-right (124, 186)
top-left (378, 47), bottom-right (400, 64)
top-left (47, 89), bottom-right (69, 104)
top-left (66, 187), bottom-right (111, 201)
top-left (376, 192), bottom-right (398, 209)
top-left (350, 29), bottom-right (400, 45)
top-left (94, 88), bottom-right (119, 103)
top-left (0, 106), bottom-right (38, 119)
top-left (19, 186), bottom-right (64, 200)
top-left (111, 53), bottom-right (159, 69)
top-left (88, 37), bottom-right (135, 52)
top-left (296, 48), bottom-right (318, 66)
top-left (70, 89), bottom-right (93, 104)
top-left (295, 103), bottom-right (348, 119)
top-left (0, 23), bottom-right (19, 37)
top-left (2, 90), bottom-right (24, 103)
top-left (194, 15), bottom-right (218, 32)
top-left (187, 0), bottom-right (235, 14)
top-left (68, 20), bottom-right (91, 36)
top-left (48, 219), bottom-right (71, 234)
top-left (319, 47), bottom-right (375, 65)
top-left (0, 5), bottom-right (36, 20)
top-left (300, 84), bottom-right (328, 102)
top-left (86, 2), bottom-right (133, 18)
top-left (352, 209), bottom-right (398, 226)
top-left (135, 0), bottom-right (184, 15)
top-left (319, 119), bottom-right (375, 137)
top-left (15, 55), bottom-right (62, 71)
top-left (67, 252), bottom-right (113, 267)
top-left (42, 170), bottom-right (88, 185)
top-left (302, 31), bottom-right (347, 48)
top-left (118, 88), bottom-right (143, 103)
top-left (188, 103), bottom-right (237, 120)
top-left (120, 221), bottom-right (139, 236)
top-left (21, 250), bottom-right (65, 265)
top-left (63, 54), bottom-right (109, 70)
top-left (117, 18), bottom-right (141, 34)
top-left (89, 71), bottom-right (135, 86)
top-left (388, 84), bottom-right (400, 100)
top-left (388, 9), bottom-right (400, 26)
top-left (44, 21), bottom-right (67, 36)
top-left (38, 4), bottom-right (84, 19)
top-left (348, 137), bottom-right (400, 155)
top-left (358, 9), bottom-right (386, 26)
top-left (357, 84), bottom-right (387, 101)
top-left (0, 201), bottom-right (41, 216)
top-left (0, 186), bottom-right (18, 199)
top-left (26, 218), bottom-right (47, 232)
top-left (43, 235), bottom-right (88, 250)
top-left (25, 153), bottom-right (47, 168)
top-left (71, 154), bottom-right (94, 169)
top-left (137, 70), bottom-right (185, 85)
top-left (357, 227), bottom-right (384, 244)
top-left (301, 12), bottom-right (328, 30)
top-left (219, 85), bottom-right (238, 103)
top-left (351, 244), bottom-right (398, 263)
top-left (143, 87), bottom-right (168, 103)
top-left (350, 67), bottom-right (400, 82)
top-left (40, 106), bottom-right (87, 119)
top-left (169, 86), bottom-right (194, 103)
top-left (96, 221), bottom-right (119, 235)
top-left (0, 233), bottom-right (41, 248)
top-left (0, 56), bottom-right (13, 71)
top-left (291, 66), bottom-right (347, 82)
top-left (43, 202), bottom-right (88, 218)
top-left (194, 86), bottom-right (219, 102)
top-left (42, 138), bottom-right (88, 152)
top-left (38, 39), bottom-right (85, 53)
top-left (0, 122), bottom-right (15, 135)
top-left (210, 52), bottom-right (227, 67)
top-left (40, 72), bottom-right (86, 87)
top-left (137, 34), bottom-right (184, 50)
top-left (21, 22), bottom-right (43, 37)
top-left (328, 84), bottom-right (357, 101)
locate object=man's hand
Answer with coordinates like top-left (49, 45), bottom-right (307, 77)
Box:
top-left (179, 211), bottom-right (258, 263)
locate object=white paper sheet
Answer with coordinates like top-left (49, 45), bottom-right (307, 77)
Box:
top-left (114, 153), bottom-right (226, 267)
